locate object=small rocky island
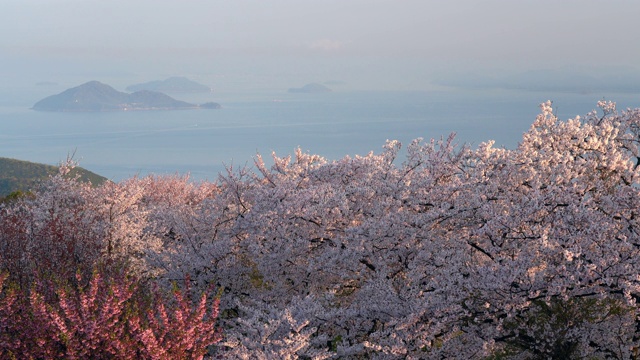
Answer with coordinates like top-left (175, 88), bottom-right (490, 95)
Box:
top-left (126, 76), bottom-right (212, 93)
top-left (32, 81), bottom-right (220, 112)
top-left (288, 83), bottom-right (332, 93)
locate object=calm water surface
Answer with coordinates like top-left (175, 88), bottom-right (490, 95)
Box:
top-left (1, 88), bottom-right (638, 181)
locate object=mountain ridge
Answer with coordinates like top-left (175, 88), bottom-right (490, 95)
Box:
top-left (126, 77), bottom-right (212, 93)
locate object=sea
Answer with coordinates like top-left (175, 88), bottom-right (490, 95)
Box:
top-left (1, 85), bottom-right (639, 182)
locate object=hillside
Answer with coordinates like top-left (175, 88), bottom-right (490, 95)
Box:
top-left (0, 157), bottom-right (107, 198)
top-left (32, 81), bottom-right (199, 112)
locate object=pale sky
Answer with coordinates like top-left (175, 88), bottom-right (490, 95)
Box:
top-left (2, 0), bottom-right (640, 90)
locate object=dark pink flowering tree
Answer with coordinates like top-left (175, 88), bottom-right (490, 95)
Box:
top-left (0, 270), bottom-right (222, 359)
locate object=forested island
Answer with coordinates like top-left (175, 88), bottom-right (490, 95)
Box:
top-left (32, 81), bottom-right (220, 112)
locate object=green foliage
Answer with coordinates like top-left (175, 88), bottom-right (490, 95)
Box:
top-left (328, 334), bottom-right (342, 352)
top-left (0, 190), bottom-right (34, 204)
top-left (493, 296), bottom-right (634, 359)
top-left (248, 266), bottom-right (271, 290)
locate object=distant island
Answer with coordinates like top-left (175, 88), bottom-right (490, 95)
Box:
top-left (32, 81), bottom-right (220, 112)
top-left (199, 102), bottom-right (222, 109)
top-left (126, 77), bottom-right (212, 93)
top-left (288, 83), bottom-right (332, 93)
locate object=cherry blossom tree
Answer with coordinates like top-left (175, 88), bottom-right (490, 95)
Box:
top-left (205, 100), bottom-right (640, 357)
top-left (0, 162), bottom-right (104, 287)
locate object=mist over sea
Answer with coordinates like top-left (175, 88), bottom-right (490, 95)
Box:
top-left (1, 86), bottom-right (639, 182)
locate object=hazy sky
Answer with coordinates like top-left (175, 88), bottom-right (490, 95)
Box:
top-left (2, 0), bottom-right (640, 90)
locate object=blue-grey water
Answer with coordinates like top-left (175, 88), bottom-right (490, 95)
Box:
top-left (1, 87), bottom-right (639, 182)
